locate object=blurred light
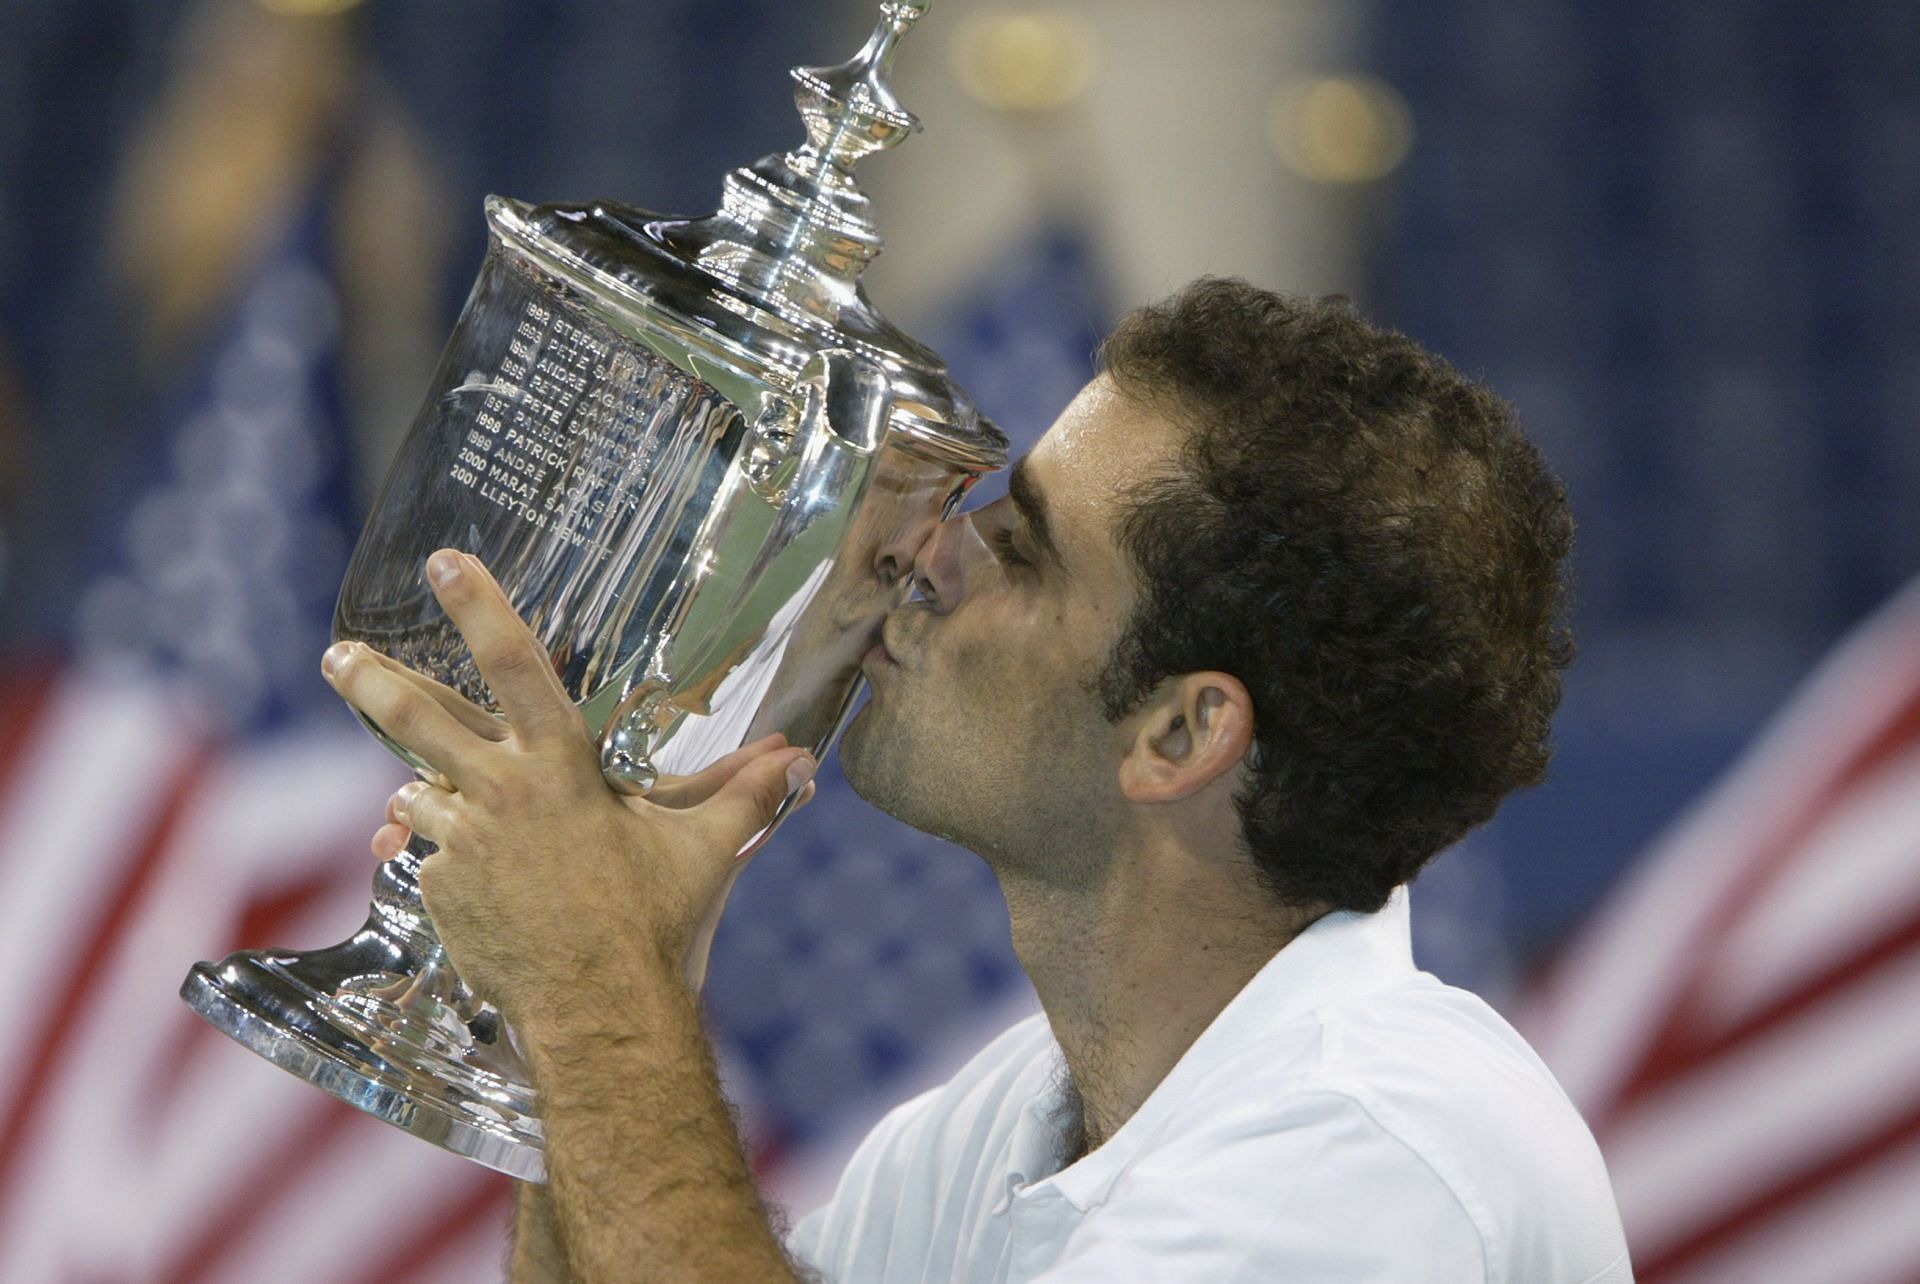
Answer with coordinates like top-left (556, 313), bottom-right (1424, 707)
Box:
top-left (951, 10), bottom-right (1096, 114)
top-left (1267, 74), bottom-right (1414, 184)
top-left (256, 0), bottom-right (366, 15)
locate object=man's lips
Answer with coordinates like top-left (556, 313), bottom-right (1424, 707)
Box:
top-left (859, 624), bottom-right (895, 671)
top-left (862, 616), bottom-right (914, 671)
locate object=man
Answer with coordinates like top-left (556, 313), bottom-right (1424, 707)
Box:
top-left (323, 279), bottom-right (1631, 1281)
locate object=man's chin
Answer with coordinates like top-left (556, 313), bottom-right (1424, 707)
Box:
top-left (836, 705), bottom-right (886, 795)
top-left (838, 704), bottom-right (920, 814)
top-left (838, 709), bottom-right (990, 855)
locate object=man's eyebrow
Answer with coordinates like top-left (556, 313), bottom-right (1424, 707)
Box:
top-left (1008, 457), bottom-right (1064, 570)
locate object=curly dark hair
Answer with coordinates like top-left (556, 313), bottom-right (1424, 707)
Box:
top-left (1094, 278), bottom-right (1574, 914)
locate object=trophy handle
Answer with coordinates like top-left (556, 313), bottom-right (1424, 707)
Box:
top-left (598, 348), bottom-right (892, 793)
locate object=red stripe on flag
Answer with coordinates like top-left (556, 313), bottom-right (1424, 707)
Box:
top-left (153, 1097), bottom-right (358, 1284)
top-left (230, 868), bottom-right (349, 953)
top-left (146, 848), bottom-right (371, 1125)
top-left (1600, 685), bottom-right (1920, 1123)
top-left (1634, 1091), bottom-right (1920, 1280)
top-left (1655, 901), bottom-right (1920, 1085)
top-left (0, 660), bottom-right (61, 872)
top-left (140, 859), bottom-right (347, 1120)
top-left (346, 1170), bottom-right (511, 1284)
top-left (752, 1133), bottom-right (791, 1182)
top-left (0, 743), bottom-right (213, 1215)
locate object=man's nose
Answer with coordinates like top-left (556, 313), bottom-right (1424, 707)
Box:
top-left (870, 513), bottom-right (937, 586)
top-left (908, 512), bottom-right (1003, 612)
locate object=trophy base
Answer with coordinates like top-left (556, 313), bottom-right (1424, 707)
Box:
top-left (182, 923), bottom-right (548, 1182)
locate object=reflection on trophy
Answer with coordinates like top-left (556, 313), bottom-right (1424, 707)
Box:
top-left (179, 0), bottom-right (1006, 1182)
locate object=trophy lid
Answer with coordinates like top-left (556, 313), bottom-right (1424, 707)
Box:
top-left (490, 0), bottom-right (1008, 474)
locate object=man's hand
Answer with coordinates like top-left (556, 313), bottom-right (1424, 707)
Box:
top-left (324, 550), bottom-right (817, 1282)
top-left (320, 547), bottom-right (817, 1027)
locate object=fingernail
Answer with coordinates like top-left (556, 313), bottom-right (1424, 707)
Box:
top-left (785, 754), bottom-right (817, 793)
top-left (322, 642), bottom-right (351, 676)
top-left (427, 551), bottom-right (462, 585)
top-left (393, 781), bottom-right (423, 818)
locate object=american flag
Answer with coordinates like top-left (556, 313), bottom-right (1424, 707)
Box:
top-left (0, 176), bottom-right (517, 1279)
top-left (1519, 574), bottom-right (1920, 1283)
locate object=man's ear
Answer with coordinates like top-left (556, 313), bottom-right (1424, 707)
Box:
top-left (1117, 672), bottom-right (1254, 804)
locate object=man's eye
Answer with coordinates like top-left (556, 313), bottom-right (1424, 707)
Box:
top-left (990, 527), bottom-right (1032, 569)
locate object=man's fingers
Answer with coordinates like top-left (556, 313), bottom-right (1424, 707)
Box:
top-left (694, 747), bottom-right (816, 851)
top-left (324, 642), bottom-right (485, 784)
top-left (371, 822), bottom-right (410, 861)
top-left (645, 734), bottom-right (789, 810)
top-left (424, 550), bottom-right (578, 742)
top-left (355, 645), bottom-right (508, 742)
top-left (390, 780), bottom-right (460, 848)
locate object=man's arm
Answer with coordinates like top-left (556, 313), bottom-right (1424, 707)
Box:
top-left (322, 550), bottom-right (814, 1283)
top-left (507, 984), bottom-right (808, 1284)
top-left (521, 965), bottom-right (800, 1281)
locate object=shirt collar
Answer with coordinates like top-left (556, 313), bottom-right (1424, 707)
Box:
top-left (1037, 886), bottom-right (1418, 1210)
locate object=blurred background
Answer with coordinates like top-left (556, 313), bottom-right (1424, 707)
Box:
top-left (1, 0), bottom-right (1915, 1279)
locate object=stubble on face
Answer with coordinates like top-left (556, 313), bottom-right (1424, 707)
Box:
top-left (839, 631), bottom-right (1110, 885)
top-left (839, 377), bottom-right (1181, 891)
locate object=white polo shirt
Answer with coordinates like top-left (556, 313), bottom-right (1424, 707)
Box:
top-left (788, 890), bottom-right (1632, 1283)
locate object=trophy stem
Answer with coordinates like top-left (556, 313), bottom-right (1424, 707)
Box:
top-left (367, 833), bottom-right (442, 946)
top-left (181, 833), bottom-right (548, 1181)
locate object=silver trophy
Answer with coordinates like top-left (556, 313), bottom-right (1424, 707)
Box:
top-left (180, 0), bottom-right (1004, 1182)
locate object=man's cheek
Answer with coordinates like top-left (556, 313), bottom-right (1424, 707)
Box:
top-left (934, 623), bottom-right (994, 677)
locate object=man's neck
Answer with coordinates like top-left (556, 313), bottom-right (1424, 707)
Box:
top-left (1000, 845), bottom-right (1323, 1159)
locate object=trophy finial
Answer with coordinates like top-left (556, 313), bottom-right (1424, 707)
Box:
top-left (790, 0), bottom-right (932, 176)
top-left (648, 1), bottom-right (940, 332)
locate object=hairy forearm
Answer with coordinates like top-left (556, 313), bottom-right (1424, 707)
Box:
top-left (520, 969), bottom-right (800, 1284)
